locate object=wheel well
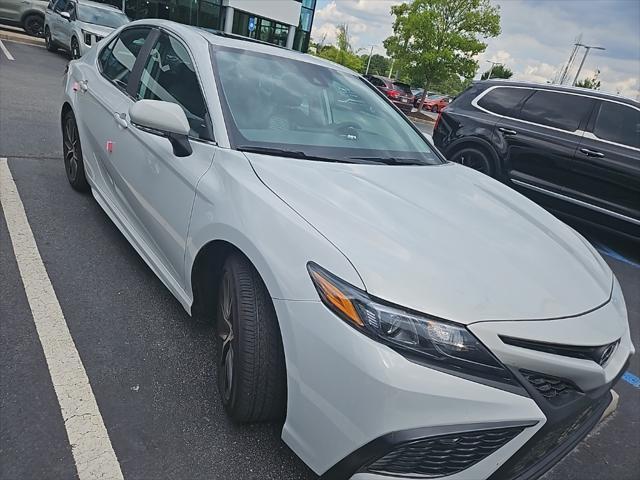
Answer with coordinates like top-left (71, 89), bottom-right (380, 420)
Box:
top-left (447, 140), bottom-right (502, 178)
top-left (190, 240), bottom-right (248, 322)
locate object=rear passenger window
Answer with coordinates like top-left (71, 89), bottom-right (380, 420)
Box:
top-left (99, 28), bottom-right (151, 91)
top-left (476, 87), bottom-right (531, 116)
top-left (517, 90), bottom-right (594, 131)
top-left (136, 33), bottom-right (210, 140)
top-left (593, 102), bottom-right (640, 149)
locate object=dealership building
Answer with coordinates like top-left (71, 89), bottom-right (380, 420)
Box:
top-left (100, 0), bottom-right (316, 52)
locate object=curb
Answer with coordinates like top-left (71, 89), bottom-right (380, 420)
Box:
top-left (406, 112), bottom-right (436, 124)
top-left (600, 389), bottom-right (619, 421)
top-left (0, 29), bottom-right (44, 47)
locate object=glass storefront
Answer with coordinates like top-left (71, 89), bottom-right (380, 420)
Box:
top-left (96, 0), bottom-right (314, 52)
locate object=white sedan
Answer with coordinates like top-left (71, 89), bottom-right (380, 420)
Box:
top-left (61, 19), bottom-right (633, 480)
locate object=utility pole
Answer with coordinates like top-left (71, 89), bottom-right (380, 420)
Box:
top-left (365, 45), bottom-right (374, 75)
top-left (485, 60), bottom-right (502, 80)
top-left (388, 58), bottom-right (395, 78)
top-left (559, 34), bottom-right (582, 85)
top-left (121, 0), bottom-right (125, 13)
top-left (572, 44), bottom-right (605, 85)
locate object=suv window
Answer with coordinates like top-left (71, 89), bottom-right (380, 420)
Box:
top-left (517, 90), bottom-right (594, 131)
top-left (99, 28), bottom-right (151, 91)
top-left (393, 82), bottom-right (412, 95)
top-left (368, 76), bottom-right (385, 87)
top-left (476, 87), bottom-right (531, 116)
top-left (593, 101), bottom-right (640, 149)
top-left (136, 33), bottom-right (210, 140)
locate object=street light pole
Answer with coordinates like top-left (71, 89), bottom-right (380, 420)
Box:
top-left (485, 60), bottom-right (502, 80)
top-left (572, 44), bottom-right (605, 86)
top-left (365, 45), bottom-right (374, 75)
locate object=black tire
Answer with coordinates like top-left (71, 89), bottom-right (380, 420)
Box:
top-left (432, 105), bottom-right (439, 113)
top-left (23, 14), bottom-right (44, 37)
top-left (216, 254), bottom-right (287, 423)
top-left (71, 37), bottom-right (80, 59)
top-left (45, 27), bottom-right (57, 52)
top-left (449, 145), bottom-right (495, 177)
top-left (62, 110), bottom-right (90, 192)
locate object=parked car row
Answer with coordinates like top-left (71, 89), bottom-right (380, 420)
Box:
top-left (0, 0), bottom-right (48, 36)
top-left (433, 80), bottom-right (640, 240)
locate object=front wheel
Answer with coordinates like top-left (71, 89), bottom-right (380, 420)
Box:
top-left (71, 37), bottom-right (80, 59)
top-left (44, 27), bottom-right (57, 52)
top-left (449, 146), bottom-right (495, 177)
top-left (62, 111), bottom-right (90, 191)
top-left (216, 254), bottom-right (287, 423)
top-left (23, 14), bottom-right (44, 37)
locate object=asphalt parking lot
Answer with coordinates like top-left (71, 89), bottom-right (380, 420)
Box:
top-left (0, 38), bottom-right (639, 480)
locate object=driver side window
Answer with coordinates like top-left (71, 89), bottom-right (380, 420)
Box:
top-left (99, 27), bottom-right (151, 92)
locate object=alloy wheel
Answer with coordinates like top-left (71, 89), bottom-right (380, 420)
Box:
top-left (25, 16), bottom-right (44, 37)
top-left (63, 117), bottom-right (79, 182)
top-left (453, 148), bottom-right (491, 175)
top-left (218, 272), bottom-right (235, 402)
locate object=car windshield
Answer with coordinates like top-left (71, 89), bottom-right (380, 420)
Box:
top-left (212, 47), bottom-right (442, 165)
top-left (77, 5), bottom-right (128, 28)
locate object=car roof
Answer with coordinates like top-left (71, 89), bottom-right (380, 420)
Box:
top-left (476, 79), bottom-right (639, 106)
top-left (124, 20), bottom-right (358, 76)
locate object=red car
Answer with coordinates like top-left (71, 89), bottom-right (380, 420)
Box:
top-left (364, 75), bottom-right (415, 112)
top-left (421, 94), bottom-right (451, 113)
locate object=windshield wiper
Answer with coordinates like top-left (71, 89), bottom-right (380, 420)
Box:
top-left (236, 145), bottom-right (356, 163)
top-left (348, 156), bottom-right (425, 165)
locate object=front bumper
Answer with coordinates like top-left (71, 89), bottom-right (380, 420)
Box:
top-left (274, 293), bottom-right (633, 480)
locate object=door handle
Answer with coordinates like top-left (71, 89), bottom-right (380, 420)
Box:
top-left (579, 148), bottom-right (604, 158)
top-left (498, 127), bottom-right (517, 135)
top-left (114, 112), bottom-right (128, 129)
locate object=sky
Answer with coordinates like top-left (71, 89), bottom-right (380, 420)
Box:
top-left (310, 0), bottom-right (640, 98)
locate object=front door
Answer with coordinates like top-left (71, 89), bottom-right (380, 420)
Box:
top-left (500, 89), bottom-right (595, 196)
top-left (106, 30), bottom-right (217, 286)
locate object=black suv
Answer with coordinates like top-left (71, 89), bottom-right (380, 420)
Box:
top-left (433, 80), bottom-right (640, 240)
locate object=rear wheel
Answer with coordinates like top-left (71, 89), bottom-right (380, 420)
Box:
top-left (62, 110), bottom-right (90, 191)
top-left (216, 254), bottom-right (287, 423)
top-left (71, 37), bottom-right (80, 59)
top-left (23, 14), bottom-right (44, 37)
top-left (449, 146), bottom-right (495, 177)
top-left (45, 27), bottom-right (57, 52)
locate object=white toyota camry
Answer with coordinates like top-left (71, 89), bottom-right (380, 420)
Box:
top-left (61, 19), bottom-right (634, 480)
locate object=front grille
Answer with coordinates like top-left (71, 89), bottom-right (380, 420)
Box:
top-left (520, 370), bottom-right (582, 404)
top-left (365, 427), bottom-right (524, 477)
top-left (501, 336), bottom-right (619, 366)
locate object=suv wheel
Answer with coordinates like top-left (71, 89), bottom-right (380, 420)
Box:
top-left (216, 254), bottom-right (287, 422)
top-left (71, 37), bottom-right (80, 59)
top-left (45, 27), bottom-right (57, 52)
top-left (450, 146), bottom-right (495, 176)
top-left (23, 14), bottom-right (44, 37)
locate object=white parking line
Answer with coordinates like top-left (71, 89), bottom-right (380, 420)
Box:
top-left (0, 39), bottom-right (15, 60)
top-left (0, 158), bottom-right (124, 480)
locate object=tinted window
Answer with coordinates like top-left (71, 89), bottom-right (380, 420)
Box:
top-left (213, 48), bottom-right (441, 165)
top-left (477, 87), bottom-right (531, 116)
top-left (53, 0), bottom-right (68, 11)
top-left (99, 28), bottom-right (150, 90)
top-left (137, 33), bottom-right (210, 140)
top-left (368, 76), bottom-right (385, 87)
top-left (393, 82), bottom-right (412, 95)
top-left (518, 90), bottom-right (593, 131)
top-left (593, 101), bottom-right (640, 149)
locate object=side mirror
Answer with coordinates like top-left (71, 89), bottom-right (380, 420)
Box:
top-left (129, 100), bottom-right (192, 157)
top-left (59, 11), bottom-right (71, 20)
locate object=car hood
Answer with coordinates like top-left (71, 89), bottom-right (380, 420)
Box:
top-left (247, 155), bottom-right (613, 324)
top-left (75, 21), bottom-right (114, 37)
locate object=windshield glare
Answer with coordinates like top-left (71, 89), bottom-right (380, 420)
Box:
top-left (212, 48), bottom-right (442, 165)
top-left (78, 5), bottom-right (128, 28)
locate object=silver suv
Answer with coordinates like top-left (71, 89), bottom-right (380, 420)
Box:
top-left (44, 0), bottom-right (128, 58)
top-left (0, 0), bottom-right (48, 36)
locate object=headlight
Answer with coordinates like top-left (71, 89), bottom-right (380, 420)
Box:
top-left (82, 30), bottom-right (92, 46)
top-left (308, 263), bottom-right (516, 385)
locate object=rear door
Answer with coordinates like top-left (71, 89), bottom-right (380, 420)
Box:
top-left (494, 89), bottom-right (594, 194)
top-left (572, 99), bottom-right (640, 224)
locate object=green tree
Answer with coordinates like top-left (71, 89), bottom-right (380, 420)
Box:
top-left (359, 53), bottom-right (391, 76)
top-left (480, 64), bottom-right (513, 80)
top-left (312, 24), bottom-right (363, 72)
top-left (384, 0), bottom-right (501, 111)
top-left (575, 72), bottom-right (601, 90)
